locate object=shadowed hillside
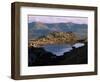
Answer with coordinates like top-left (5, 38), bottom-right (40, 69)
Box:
top-left (28, 42), bottom-right (87, 66)
top-left (28, 22), bottom-right (87, 40)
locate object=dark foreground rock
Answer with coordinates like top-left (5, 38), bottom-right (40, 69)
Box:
top-left (28, 43), bottom-right (88, 66)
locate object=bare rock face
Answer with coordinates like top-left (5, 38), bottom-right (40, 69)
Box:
top-left (28, 32), bottom-right (78, 47)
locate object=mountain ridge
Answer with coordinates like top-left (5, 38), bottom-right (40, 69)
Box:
top-left (28, 22), bottom-right (87, 40)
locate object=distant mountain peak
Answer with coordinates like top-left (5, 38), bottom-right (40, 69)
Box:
top-left (28, 22), bottom-right (87, 40)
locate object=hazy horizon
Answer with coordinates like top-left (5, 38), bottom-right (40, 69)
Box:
top-left (28, 15), bottom-right (88, 24)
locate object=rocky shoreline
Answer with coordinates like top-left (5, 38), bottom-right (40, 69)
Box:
top-left (28, 42), bottom-right (88, 66)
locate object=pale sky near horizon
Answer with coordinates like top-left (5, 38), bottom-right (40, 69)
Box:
top-left (28, 15), bottom-right (88, 24)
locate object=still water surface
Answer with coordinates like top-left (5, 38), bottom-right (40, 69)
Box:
top-left (43, 43), bottom-right (85, 56)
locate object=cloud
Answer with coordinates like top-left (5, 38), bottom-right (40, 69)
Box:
top-left (28, 15), bottom-right (88, 24)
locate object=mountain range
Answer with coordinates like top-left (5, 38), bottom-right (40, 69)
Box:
top-left (28, 22), bottom-right (87, 40)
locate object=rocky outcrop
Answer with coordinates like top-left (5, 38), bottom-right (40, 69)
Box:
top-left (29, 32), bottom-right (78, 47)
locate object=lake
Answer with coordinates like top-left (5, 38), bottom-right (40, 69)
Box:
top-left (42, 43), bottom-right (85, 56)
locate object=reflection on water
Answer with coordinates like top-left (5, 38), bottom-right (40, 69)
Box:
top-left (73, 43), bottom-right (85, 48)
top-left (43, 43), bottom-right (85, 56)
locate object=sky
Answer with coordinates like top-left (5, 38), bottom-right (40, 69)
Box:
top-left (28, 15), bottom-right (88, 24)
